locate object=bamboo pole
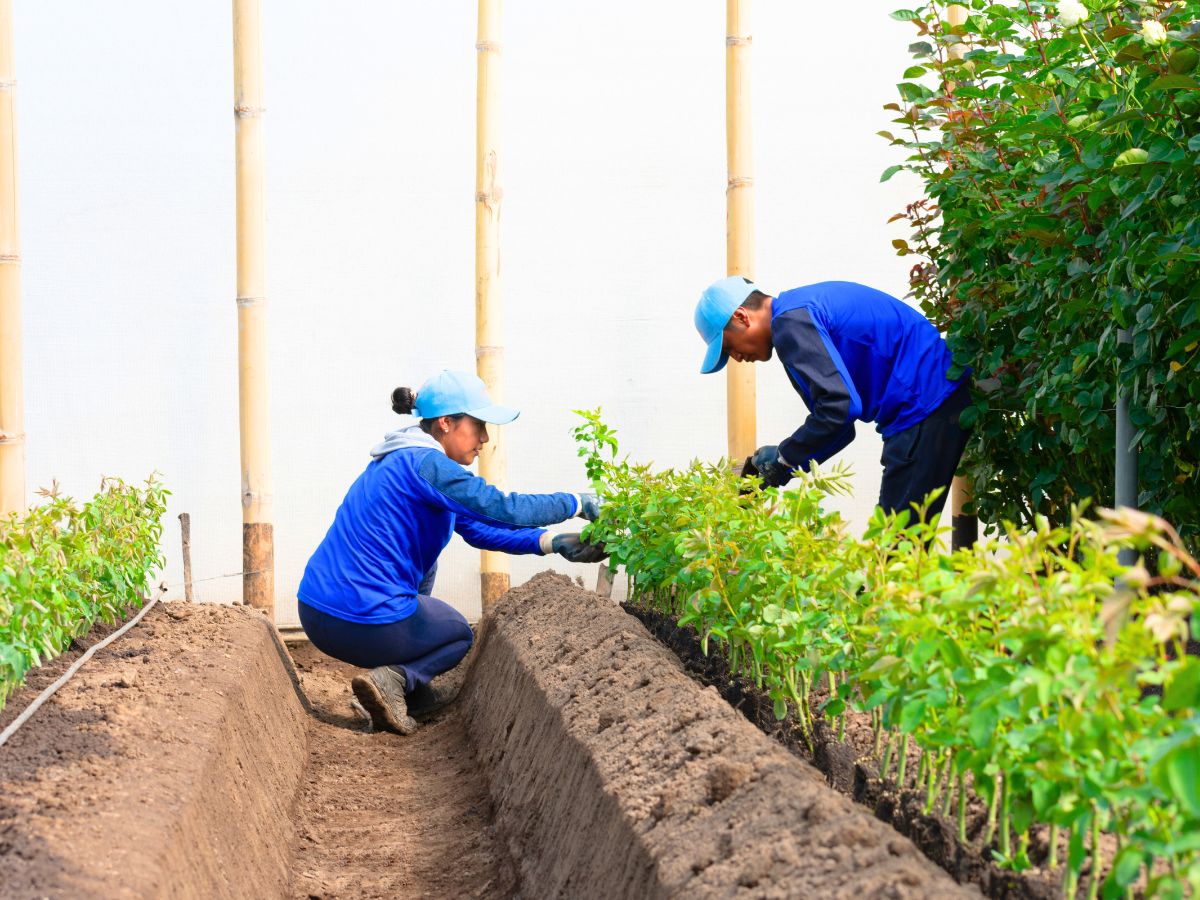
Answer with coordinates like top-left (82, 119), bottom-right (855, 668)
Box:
top-left (476, 0), bottom-right (508, 609)
top-left (945, 3), bottom-right (977, 549)
top-left (0, 0), bottom-right (23, 516)
top-left (233, 0), bottom-right (275, 619)
top-left (726, 0), bottom-right (756, 460)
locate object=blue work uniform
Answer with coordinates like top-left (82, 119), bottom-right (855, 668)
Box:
top-left (298, 425), bottom-right (579, 693)
top-left (770, 281), bottom-right (971, 517)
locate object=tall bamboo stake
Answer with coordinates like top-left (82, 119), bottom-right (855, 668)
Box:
top-left (233, 0), bottom-right (274, 618)
top-left (476, 0), bottom-right (508, 609)
top-left (726, 0), bottom-right (756, 460)
top-left (945, 3), bottom-right (977, 549)
top-left (0, 1), bottom-right (23, 516)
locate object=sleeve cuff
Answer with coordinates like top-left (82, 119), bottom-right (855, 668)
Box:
top-left (538, 531), bottom-right (554, 555)
top-left (573, 494), bottom-right (583, 517)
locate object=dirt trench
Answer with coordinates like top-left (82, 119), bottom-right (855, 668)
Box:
top-left (286, 644), bottom-right (515, 899)
top-left (0, 575), bottom-right (975, 899)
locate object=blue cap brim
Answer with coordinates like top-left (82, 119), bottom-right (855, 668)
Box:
top-left (467, 404), bottom-right (520, 425)
top-left (700, 334), bottom-right (728, 374)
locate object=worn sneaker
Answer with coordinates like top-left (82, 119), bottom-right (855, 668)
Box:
top-left (351, 666), bottom-right (418, 735)
top-left (407, 681), bottom-right (460, 720)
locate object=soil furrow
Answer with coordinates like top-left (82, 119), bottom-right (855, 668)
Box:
top-left (286, 643), bottom-right (516, 900)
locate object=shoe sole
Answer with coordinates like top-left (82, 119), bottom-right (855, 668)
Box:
top-left (351, 673), bottom-right (418, 735)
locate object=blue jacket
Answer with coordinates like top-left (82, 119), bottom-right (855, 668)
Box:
top-left (771, 282), bottom-right (966, 471)
top-left (298, 426), bottom-right (579, 624)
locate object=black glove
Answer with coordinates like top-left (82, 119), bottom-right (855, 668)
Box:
top-left (546, 532), bottom-right (608, 563)
top-left (750, 444), bottom-right (795, 488)
top-left (577, 493), bottom-right (602, 521)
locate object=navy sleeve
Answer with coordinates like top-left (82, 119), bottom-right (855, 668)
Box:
top-left (416, 452), bottom-right (578, 527)
top-left (455, 515), bottom-right (546, 555)
top-left (773, 308), bottom-right (862, 470)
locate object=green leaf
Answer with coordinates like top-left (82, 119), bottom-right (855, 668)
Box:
top-left (1113, 148), bottom-right (1149, 167)
top-left (1165, 659), bottom-right (1200, 712)
top-left (880, 164), bottom-right (904, 183)
top-left (1146, 75), bottom-right (1200, 92)
top-left (1169, 47), bottom-right (1200, 75)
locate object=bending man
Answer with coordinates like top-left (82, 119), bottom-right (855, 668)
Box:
top-left (694, 277), bottom-right (971, 521)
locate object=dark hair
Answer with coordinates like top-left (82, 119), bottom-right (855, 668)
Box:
top-left (391, 386), bottom-right (467, 435)
top-left (391, 386), bottom-right (417, 415)
top-left (742, 289), bottom-right (770, 311)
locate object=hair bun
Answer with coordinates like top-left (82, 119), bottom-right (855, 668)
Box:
top-left (391, 387), bottom-right (416, 415)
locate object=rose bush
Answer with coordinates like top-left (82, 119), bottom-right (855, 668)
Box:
top-left (883, 1), bottom-right (1200, 546)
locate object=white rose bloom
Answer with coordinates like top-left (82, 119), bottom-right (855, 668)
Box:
top-left (1057, 0), bottom-right (1089, 27)
top-left (1141, 19), bottom-right (1168, 46)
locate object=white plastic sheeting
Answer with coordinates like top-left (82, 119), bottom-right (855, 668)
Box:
top-left (17, 2), bottom-right (922, 625)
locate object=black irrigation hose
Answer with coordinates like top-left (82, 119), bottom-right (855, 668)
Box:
top-left (0, 588), bottom-right (165, 749)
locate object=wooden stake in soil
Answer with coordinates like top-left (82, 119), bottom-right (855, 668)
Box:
top-left (726, 0), bottom-right (756, 461)
top-left (475, 0), bottom-right (508, 609)
top-left (0, 1), bottom-right (23, 516)
top-left (233, 0), bottom-right (275, 619)
top-left (178, 512), bottom-right (194, 602)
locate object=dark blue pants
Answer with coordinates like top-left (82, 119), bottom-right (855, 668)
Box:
top-left (298, 565), bottom-right (473, 695)
top-left (878, 381), bottom-right (972, 523)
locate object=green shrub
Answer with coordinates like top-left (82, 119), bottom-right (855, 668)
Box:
top-left (0, 476), bottom-right (167, 711)
top-left (883, 1), bottom-right (1200, 546)
top-left (576, 410), bottom-right (1200, 896)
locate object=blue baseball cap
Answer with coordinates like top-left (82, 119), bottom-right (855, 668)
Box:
top-left (694, 276), bottom-right (760, 374)
top-left (413, 369), bottom-right (519, 424)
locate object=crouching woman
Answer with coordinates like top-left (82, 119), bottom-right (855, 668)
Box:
top-left (298, 369), bottom-right (605, 734)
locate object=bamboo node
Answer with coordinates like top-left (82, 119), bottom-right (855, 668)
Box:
top-left (0, 431), bottom-right (26, 445)
top-left (475, 41), bottom-right (502, 53)
top-left (475, 188), bottom-right (504, 204)
top-left (725, 36), bottom-right (752, 47)
top-left (236, 295), bottom-right (267, 308)
top-left (475, 345), bottom-right (504, 359)
top-left (727, 176), bottom-right (755, 190)
top-left (0, 80), bottom-right (15, 92)
top-left (0, 254), bottom-right (19, 264)
top-left (234, 104), bottom-right (266, 119)
top-left (241, 489), bottom-right (274, 509)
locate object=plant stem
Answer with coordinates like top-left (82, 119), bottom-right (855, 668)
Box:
top-left (897, 734), bottom-right (911, 788)
top-left (872, 709), bottom-right (883, 756)
top-left (956, 770), bottom-right (968, 844)
top-left (1086, 808), bottom-right (1102, 900)
top-left (939, 756), bottom-right (955, 817)
top-left (982, 775), bottom-right (1000, 850)
top-left (880, 733), bottom-right (895, 782)
top-left (1048, 823), bottom-right (1059, 870)
top-left (999, 774), bottom-right (1011, 859)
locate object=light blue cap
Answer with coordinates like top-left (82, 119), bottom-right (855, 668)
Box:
top-left (413, 369), bottom-right (519, 425)
top-left (694, 276), bottom-right (759, 374)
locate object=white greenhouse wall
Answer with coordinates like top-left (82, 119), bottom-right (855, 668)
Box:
top-left (15, 2), bottom-right (923, 626)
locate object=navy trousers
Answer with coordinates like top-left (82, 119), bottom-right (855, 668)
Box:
top-left (298, 564), bottom-right (474, 695)
top-left (877, 381), bottom-right (972, 523)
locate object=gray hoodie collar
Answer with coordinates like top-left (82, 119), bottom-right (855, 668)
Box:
top-left (370, 423), bottom-right (445, 460)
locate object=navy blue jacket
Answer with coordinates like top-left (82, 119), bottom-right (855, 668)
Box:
top-left (299, 427), bottom-right (578, 624)
top-left (771, 282), bottom-right (966, 471)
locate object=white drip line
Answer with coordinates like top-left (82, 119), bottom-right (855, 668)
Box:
top-left (0, 586), bottom-right (166, 750)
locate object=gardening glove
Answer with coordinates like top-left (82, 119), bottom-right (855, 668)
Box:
top-left (750, 444), bottom-right (795, 489)
top-left (539, 532), bottom-right (609, 563)
top-left (576, 492), bottom-right (602, 521)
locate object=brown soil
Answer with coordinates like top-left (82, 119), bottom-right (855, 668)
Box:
top-left (462, 572), bottom-right (976, 899)
top-left (626, 603), bottom-right (1075, 900)
top-left (0, 601), bottom-right (308, 899)
top-left (285, 642), bottom-right (515, 900)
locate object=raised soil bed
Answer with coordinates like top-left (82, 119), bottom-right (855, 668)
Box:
top-left (1, 574), bottom-right (976, 898)
top-left (625, 603), bottom-right (1077, 900)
